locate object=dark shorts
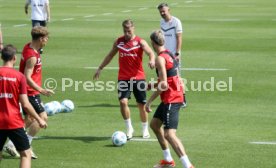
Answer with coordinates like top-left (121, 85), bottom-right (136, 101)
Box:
top-left (153, 102), bottom-right (182, 129)
top-left (32, 20), bottom-right (47, 27)
top-left (118, 80), bottom-right (147, 104)
top-left (0, 128), bottom-right (30, 152)
top-left (23, 95), bottom-right (45, 115)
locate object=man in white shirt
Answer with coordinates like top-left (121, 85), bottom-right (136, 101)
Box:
top-left (158, 3), bottom-right (187, 107)
top-left (25, 0), bottom-right (50, 27)
top-left (158, 3), bottom-right (182, 65)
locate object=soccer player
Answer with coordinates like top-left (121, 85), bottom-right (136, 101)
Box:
top-left (93, 19), bottom-right (155, 140)
top-left (157, 3), bottom-right (187, 108)
top-left (25, 0), bottom-right (51, 27)
top-left (4, 26), bottom-right (54, 159)
top-left (146, 30), bottom-right (194, 168)
top-left (0, 44), bottom-right (47, 168)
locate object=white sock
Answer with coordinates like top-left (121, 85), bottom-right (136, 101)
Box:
top-left (163, 148), bottom-right (173, 162)
top-left (6, 139), bottom-right (14, 147)
top-left (180, 155), bottom-right (192, 168)
top-left (124, 118), bottom-right (133, 130)
top-left (142, 122), bottom-right (148, 132)
top-left (27, 134), bottom-right (33, 145)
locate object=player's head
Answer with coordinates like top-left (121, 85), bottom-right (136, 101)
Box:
top-left (150, 30), bottom-right (165, 51)
top-left (1, 44), bottom-right (17, 65)
top-left (122, 19), bottom-right (135, 41)
top-left (31, 26), bottom-right (49, 47)
top-left (157, 3), bottom-right (171, 20)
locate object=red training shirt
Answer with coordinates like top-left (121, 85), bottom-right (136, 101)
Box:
top-left (0, 67), bottom-right (27, 129)
top-left (19, 43), bottom-right (42, 96)
top-left (158, 51), bottom-right (184, 104)
top-left (116, 36), bottom-right (145, 80)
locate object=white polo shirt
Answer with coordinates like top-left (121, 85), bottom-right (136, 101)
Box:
top-left (27, 0), bottom-right (49, 21)
top-left (160, 16), bottom-right (182, 55)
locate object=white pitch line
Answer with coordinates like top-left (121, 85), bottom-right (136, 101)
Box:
top-left (185, 1), bottom-right (193, 3)
top-left (170, 3), bottom-right (178, 6)
top-left (62, 18), bottom-right (74, 21)
top-left (138, 7), bottom-right (148, 10)
top-left (102, 13), bottom-right (112, 16)
top-left (207, 19), bottom-right (241, 22)
top-left (84, 67), bottom-right (229, 71)
top-left (249, 141), bottom-right (276, 145)
top-left (122, 10), bottom-right (132, 13)
top-left (84, 15), bottom-right (95, 18)
top-left (181, 68), bottom-right (229, 71)
top-left (130, 138), bottom-right (157, 142)
top-left (13, 24), bottom-right (27, 27)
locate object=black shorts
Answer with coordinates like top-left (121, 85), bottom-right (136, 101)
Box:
top-left (118, 80), bottom-right (147, 104)
top-left (0, 128), bottom-right (30, 152)
top-left (23, 95), bottom-right (45, 115)
top-left (32, 20), bottom-right (47, 27)
top-left (153, 102), bottom-right (182, 129)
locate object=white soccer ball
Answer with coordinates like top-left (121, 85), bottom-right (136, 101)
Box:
top-left (61, 100), bottom-right (74, 112)
top-left (44, 102), bottom-right (56, 116)
top-left (51, 101), bottom-right (62, 113)
top-left (111, 131), bottom-right (127, 147)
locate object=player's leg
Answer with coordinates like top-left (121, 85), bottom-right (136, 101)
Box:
top-left (0, 130), bottom-right (9, 161)
top-left (19, 149), bottom-right (31, 168)
top-left (151, 103), bottom-right (175, 168)
top-left (133, 80), bottom-right (150, 138)
top-left (118, 80), bottom-right (134, 139)
top-left (25, 95), bottom-right (46, 159)
top-left (163, 103), bottom-right (194, 168)
top-left (8, 128), bottom-right (32, 168)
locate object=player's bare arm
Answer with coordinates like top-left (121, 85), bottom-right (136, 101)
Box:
top-left (140, 39), bottom-right (155, 69)
top-left (24, 1), bottom-right (29, 14)
top-left (93, 40), bottom-right (118, 80)
top-left (145, 56), bottom-right (167, 113)
top-left (45, 3), bottom-right (50, 22)
top-left (176, 32), bottom-right (182, 58)
top-left (24, 57), bottom-right (54, 96)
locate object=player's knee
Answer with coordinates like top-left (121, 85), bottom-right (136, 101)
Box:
top-left (164, 131), bottom-right (173, 141)
top-left (19, 149), bottom-right (31, 158)
top-left (119, 98), bottom-right (128, 106)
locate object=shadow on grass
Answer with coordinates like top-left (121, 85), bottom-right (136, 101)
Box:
top-left (78, 103), bottom-right (157, 108)
top-left (36, 136), bottom-right (110, 143)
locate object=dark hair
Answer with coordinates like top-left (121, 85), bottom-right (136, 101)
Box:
top-left (157, 3), bottom-right (169, 9)
top-left (122, 19), bottom-right (134, 28)
top-left (31, 26), bottom-right (49, 40)
top-left (1, 44), bottom-right (17, 62)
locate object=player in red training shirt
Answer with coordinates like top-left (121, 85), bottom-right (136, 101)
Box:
top-left (0, 44), bottom-right (47, 168)
top-left (146, 30), bottom-right (194, 168)
top-left (93, 19), bottom-right (155, 139)
top-left (5, 26), bottom-right (54, 159)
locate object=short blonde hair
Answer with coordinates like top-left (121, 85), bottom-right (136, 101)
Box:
top-left (31, 26), bottom-right (49, 40)
top-left (150, 29), bottom-right (165, 46)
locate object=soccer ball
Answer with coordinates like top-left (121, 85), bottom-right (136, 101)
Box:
top-left (61, 100), bottom-right (74, 112)
top-left (111, 131), bottom-right (127, 147)
top-left (44, 102), bottom-right (56, 116)
top-left (51, 101), bottom-right (62, 113)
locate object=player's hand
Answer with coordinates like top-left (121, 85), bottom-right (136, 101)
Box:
top-left (174, 55), bottom-right (180, 62)
top-left (25, 7), bottom-right (28, 14)
top-left (40, 89), bottom-right (55, 97)
top-left (93, 69), bottom-right (101, 80)
top-left (38, 119), bottom-right (47, 129)
top-left (148, 60), bottom-right (155, 69)
top-left (145, 103), bottom-right (152, 113)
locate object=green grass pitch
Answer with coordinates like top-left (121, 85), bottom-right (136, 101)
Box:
top-left (0, 0), bottom-right (276, 167)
